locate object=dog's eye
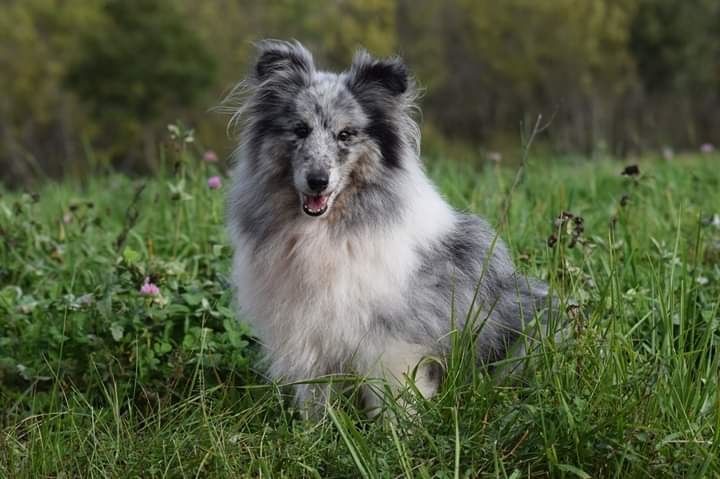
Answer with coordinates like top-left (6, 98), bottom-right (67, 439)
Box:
top-left (293, 124), bottom-right (311, 139)
top-left (337, 129), bottom-right (355, 142)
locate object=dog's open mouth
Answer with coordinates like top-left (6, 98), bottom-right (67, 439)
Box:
top-left (302, 194), bottom-right (330, 217)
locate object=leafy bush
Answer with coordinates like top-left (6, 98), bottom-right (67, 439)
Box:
top-left (0, 126), bottom-right (251, 410)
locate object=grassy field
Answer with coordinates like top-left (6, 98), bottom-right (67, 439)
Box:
top-left (1, 149), bottom-right (719, 477)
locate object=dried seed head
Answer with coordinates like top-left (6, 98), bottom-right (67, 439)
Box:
top-left (621, 165), bottom-right (640, 176)
top-left (566, 304), bottom-right (581, 320)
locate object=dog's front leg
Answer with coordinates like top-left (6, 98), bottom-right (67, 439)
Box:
top-left (292, 382), bottom-right (331, 419)
top-left (361, 341), bottom-right (441, 417)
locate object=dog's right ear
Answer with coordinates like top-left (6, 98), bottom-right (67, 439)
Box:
top-left (253, 40), bottom-right (315, 83)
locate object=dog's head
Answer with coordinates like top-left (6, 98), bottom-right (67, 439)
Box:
top-left (233, 40), bottom-right (418, 219)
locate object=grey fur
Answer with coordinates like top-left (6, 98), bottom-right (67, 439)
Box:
top-left (226, 40), bottom-right (549, 412)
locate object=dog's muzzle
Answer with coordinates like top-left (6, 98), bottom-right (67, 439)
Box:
top-left (302, 171), bottom-right (331, 216)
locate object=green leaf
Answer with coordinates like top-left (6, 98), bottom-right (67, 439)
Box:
top-left (122, 247), bottom-right (141, 265)
top-left (182, 292), bottom-right (203, 306)
top-left (153, 341), bottom-right (172, 354)
top-left (327, 404), bottom-right (378, 479)
top-left (164, 304), bottom-right (191, 316)
top-left (556, 464), bottom-right (591, 479)
top-left (110, 322), bottom-right (124, 342)
top-left (0, 286), bottom-right (22, 309)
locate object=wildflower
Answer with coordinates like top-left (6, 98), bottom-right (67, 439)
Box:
top-left (700, 143), bottom-right (715, 154)
top-left (139, 278), bottom-right (160, 297)
top-left (711, 214), bottom-right (720, 229)
top-left (78, 293), bottom-right (94, 306)
top-left (203, 150), bottom-right (218, 163)
top-left (566, 303), bottom-right (581, 321)
top-left (661, 146), bottom-right (673, 161)
top-left (487, 151), bottom-right (502, 163)
top-left (207, 176), bottom-right (222, 190)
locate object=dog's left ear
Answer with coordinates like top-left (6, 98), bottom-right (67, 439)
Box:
top-left (347, 50), bottom-right (409, 97)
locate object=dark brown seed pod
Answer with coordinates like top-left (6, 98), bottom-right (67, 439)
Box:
top-left (621, 165), bottom-right (640, 176)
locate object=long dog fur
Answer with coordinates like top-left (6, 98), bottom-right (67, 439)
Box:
top-left (226, 40), bottom-right (549, 413)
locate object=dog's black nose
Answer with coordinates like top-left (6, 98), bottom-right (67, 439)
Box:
top-left (307, 172), bottom-right (329, 193)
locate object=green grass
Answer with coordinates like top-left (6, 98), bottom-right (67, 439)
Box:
top-left (1, 149), bottom-right (719, 477)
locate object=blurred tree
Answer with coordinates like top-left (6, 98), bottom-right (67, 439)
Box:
top-left (65, 0), bottom-right (216, 169)
top-left (0, 0), bottom-right (104, 182)
top-left (399, 0), bottom-right (638, 154)
top-left (1, 0), bottom-right (719, 185)
top-left (631, 0), bottom-right (719, 93)
top-left (255, 0), bottom-right (397, 68)
top-left (630, 0), bottom-right (720, 145)
top-left (174, 0), bottom-right (264, 153)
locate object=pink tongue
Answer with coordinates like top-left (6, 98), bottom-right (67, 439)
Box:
top-left (306, 195), bottom-right (328, 210)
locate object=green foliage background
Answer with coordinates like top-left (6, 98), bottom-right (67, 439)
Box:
top-left (1, 0), bottom-right (719, 183)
